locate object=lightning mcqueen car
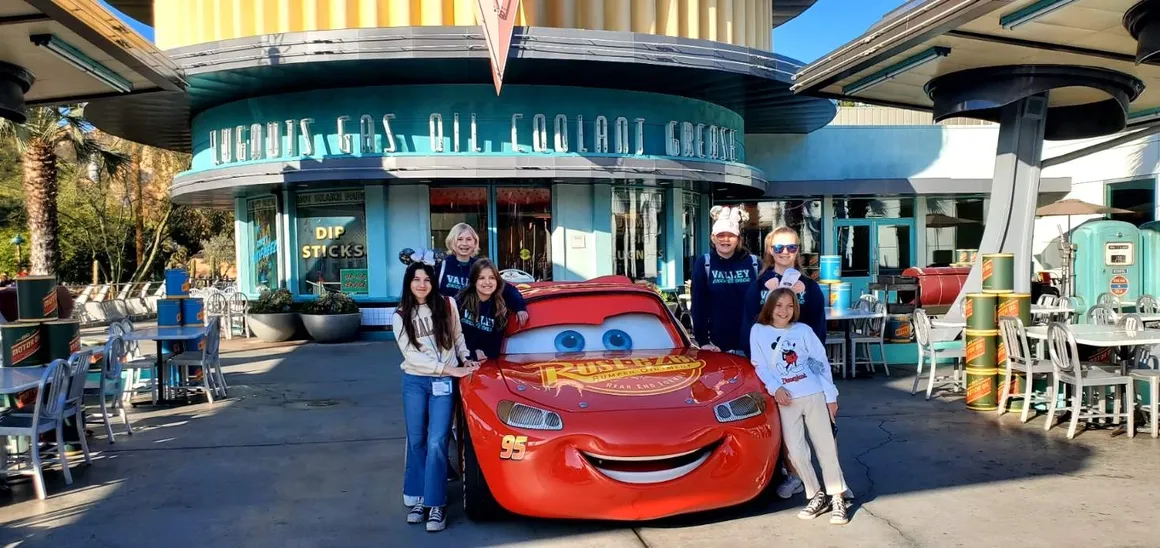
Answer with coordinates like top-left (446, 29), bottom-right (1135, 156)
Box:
top-left (457, 276), bottom-right (781, 521)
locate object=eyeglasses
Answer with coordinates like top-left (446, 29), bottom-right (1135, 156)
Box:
top-left (771, 244), bottom-right (800, 254)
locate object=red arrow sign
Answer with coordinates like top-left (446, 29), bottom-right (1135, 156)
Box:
top-left (476, 0), bottom-right (520, 95)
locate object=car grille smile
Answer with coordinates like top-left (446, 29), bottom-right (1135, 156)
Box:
top-left (581, 441), bottom-right (721, 484)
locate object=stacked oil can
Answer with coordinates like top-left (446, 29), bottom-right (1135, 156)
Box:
top-left (0, 275), bottom-right (80, 368)
top-left (963, 253), bottom-right (1034, 411)
top-left (156, 268), bottom-right (206, 355)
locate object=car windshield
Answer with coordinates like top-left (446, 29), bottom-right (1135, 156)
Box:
top-left (504, 312), bottom-right (678, 355)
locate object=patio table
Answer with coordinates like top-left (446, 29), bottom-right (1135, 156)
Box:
top-left (826, 307), bottom-right (886, 378)
top-left (0, 366), bottom-right (50, 396)
top-left (123, 325), bottom-right (208, 406)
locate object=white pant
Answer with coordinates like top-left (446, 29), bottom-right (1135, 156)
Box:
top-left (778, 391), bottom-right (849, 498)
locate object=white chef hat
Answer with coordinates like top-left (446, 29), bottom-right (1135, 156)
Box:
top-left (710, 205), bottom-right (748, 236)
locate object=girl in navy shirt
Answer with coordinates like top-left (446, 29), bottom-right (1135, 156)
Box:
top-left (455, 258), bottom-right (511, 360)
top-left (437, 222), bottom-right (529, 327)
top-left (742, 227), bottom-right (827, 347)
top-left (691, 206), bottom-right (760, 354)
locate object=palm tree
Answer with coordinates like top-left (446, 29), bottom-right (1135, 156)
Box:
top-left (0, 106), bottom-right (124, 275)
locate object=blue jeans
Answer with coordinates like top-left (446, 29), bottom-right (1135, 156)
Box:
top-left (402, 373), bottom-right (455, 507)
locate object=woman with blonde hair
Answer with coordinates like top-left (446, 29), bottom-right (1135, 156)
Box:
top-left (437, 222), bottom-right (528, 327)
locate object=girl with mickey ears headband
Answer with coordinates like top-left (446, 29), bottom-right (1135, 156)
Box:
top-left (690, 205), bottom-right (761, 355)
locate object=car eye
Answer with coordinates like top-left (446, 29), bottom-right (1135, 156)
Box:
top-left (554, 330), bottom-right (586, 353)
top-left (601, 329), bottom-right (633, 351)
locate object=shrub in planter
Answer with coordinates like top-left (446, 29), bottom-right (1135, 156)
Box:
top-left (246, 288), bottom-right (300, 342)
top-left (300, 291), bottom-right (362, 343)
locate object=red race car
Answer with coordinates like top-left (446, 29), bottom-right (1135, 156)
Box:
top-left (457, 276), bottom-right (781, 521)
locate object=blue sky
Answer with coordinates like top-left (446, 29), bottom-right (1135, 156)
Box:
top-left (774, 0), bottom-right (904, 63)
top-left (102, 0), bottom-right (899, 64)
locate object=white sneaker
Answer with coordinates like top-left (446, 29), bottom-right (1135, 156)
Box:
top-left (776, 475), bottom-right (805, 499)
top-left (404, 494), bottom-right (423, 507)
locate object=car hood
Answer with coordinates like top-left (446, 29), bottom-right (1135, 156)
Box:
top-left (492, 349), bottom-right (752, 412)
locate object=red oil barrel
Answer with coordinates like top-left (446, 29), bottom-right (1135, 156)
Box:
top-left (902, 267), bottom-right (970, 308)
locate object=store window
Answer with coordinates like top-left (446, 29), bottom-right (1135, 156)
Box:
top-left (681, 191), bottom-right (701, 283)
top-left (730, 199), bottom-right (823, 261)
top-left (496, 187), bottom-right (552, 281)
top-left (926, 196), bottom-right (985, 266)
top-left (1107, 178), bottom-right (1156, 226)
top-left (295, 190), bottom-right (368, 295)
top-left (247, 196), bottom-right (279, 291)
top-left (834, 198), bottom-right (914, 219)
top-left (430, 187), bottom-right (489, 254)
top-left (612, 187), bottom-right (667, 286)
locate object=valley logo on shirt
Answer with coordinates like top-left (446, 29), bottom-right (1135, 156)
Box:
top-left (711, 268), bottom-right (753, 285)
top-left (445, 275), bottom-right (469, 291)
top-left (461, 310), bottom-right (495, 333)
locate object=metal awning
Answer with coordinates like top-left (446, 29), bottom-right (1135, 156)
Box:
top-left (790, 0), bottom-right (1160, 127)
top-left (0, 0), bottom-right (183, 121)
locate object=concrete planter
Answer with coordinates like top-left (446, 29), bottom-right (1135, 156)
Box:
top-left (247, 312), bottom-right (300, 342)
top-left (301, 313), bottom-right (362, 343)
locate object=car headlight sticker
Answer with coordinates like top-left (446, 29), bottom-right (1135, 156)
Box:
top-left (714, 392), bottom-right (767, 423)
top-left (498, 400), bottom-right (564, 431)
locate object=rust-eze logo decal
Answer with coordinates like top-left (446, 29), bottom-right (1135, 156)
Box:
top-left (533, 355), bottom-right (706, 396)
top-left (43, 291), bottom-right (58, 316)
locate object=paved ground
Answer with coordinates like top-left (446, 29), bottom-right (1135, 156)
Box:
top-left (2, 338), bottom-right (1159, 548)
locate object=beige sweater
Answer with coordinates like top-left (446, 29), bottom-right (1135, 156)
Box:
top-left (392, 297), bottom-right (470, 377)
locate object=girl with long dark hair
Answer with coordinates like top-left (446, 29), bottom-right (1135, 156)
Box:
top-left (456, 258), bottom-right (511, 361)
top-left (392, 262), bottom-right (479, 532)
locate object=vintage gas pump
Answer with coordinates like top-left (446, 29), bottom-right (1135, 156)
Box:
top-left (1142, 221), bottom-right (1160, 299)
top-left (1070, 220), bottom-right (1141, 308)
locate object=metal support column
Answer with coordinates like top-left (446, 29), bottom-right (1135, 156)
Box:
top-left (944, 93), bottom-right (1048, 321)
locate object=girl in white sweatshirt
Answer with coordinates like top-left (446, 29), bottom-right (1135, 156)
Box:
top-left (750, 287), bottom-right (851, 525)
top-left (392, 262), bottom-right (479, 532)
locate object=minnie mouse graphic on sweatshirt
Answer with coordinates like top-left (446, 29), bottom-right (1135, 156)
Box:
top-left (748, 322), bottom-right (838, 403)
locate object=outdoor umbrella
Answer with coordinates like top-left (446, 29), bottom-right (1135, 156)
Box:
top-left (925, 213), bottom-right (979, 251)
top-left (1035, 198), bottom-right (1134, 234)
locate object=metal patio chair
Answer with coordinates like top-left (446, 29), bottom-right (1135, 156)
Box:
top-left (852, 301), bottom-right (889, 376)
top-left (0, 360), bottom-right (72, 500)
top-left (1087, 305), bottom-right (1118, 326)
top-left (912, 308), bottom-right (965, 399)
top-left (1045, 322), bottom-right (1134, 439)
top-left (997, 316), bottom-right (1056, 422)
top-left (84, 334), bottom-right (133, 442)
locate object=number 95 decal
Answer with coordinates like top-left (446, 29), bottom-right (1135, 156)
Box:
top-left (499, 435), bottom-right (528, 460)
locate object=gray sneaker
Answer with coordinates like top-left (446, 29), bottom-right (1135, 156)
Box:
top-left (797, 492), bottom-right (831, 520)
top-left (406, 504), bottom-right (426, 524)
top-left (830, 497), bottom-right (850, 525)
top-left (426, 506), bottom-right (447, 532)
top-left (776, 475), bottom-right (805, 499)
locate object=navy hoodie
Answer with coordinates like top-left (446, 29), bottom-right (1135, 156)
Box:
top-left (437, 256), bottom-right (527, 312)
top-left (457, 297), bottom-right (506, 359)
top-left (741, 269), bottom-right (828, 351)
top-left (691, 251), bottom-right (759, 352)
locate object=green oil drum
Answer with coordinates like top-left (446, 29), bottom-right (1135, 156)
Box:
top-left (997, 292), bottom-right (1032, 327)
top-left (965, 367), bottom-right (999, 411)
top-left (955, 249), bottom-right (978, 264)
top-left (965, 328), bottom-right (998, 369)
top-left (43, 319), bottom-right (81, 361)
top-left (2, 322), bottom-right (45, 367)
top-left (15, 275), bottom-right (58, 321)
top-left (998, 371), bottom-right (1052, 412)
top-left (965, 293), bottom-right (997, 331)
top-left (982, 253), bottom-right (1015, 294)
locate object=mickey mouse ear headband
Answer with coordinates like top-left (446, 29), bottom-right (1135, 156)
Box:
top-left (398, 247), bottom-right (446, 266)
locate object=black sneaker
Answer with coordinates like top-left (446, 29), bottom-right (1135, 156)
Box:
top-left (406, 504), bottom-right (426, 524)
top-left (830, 496), bottom-right (850, 525)
top-left (797, 492), bottom-right (831, 520)
top-left (426, 506), bottom-right (446, 532)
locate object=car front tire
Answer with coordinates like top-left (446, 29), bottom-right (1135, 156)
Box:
top-left (460, 412), bottom-right (506, 521)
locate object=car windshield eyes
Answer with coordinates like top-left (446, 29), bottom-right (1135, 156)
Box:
top-left (601, 329), bottom-right (633, 351)
top-left (554, 330), bottom-right (586, 353)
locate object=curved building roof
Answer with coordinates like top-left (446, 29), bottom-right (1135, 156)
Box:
top-left (106, 0), bottom-right (819, 30)
top-left (87, 27), bottom-right (837, 152)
